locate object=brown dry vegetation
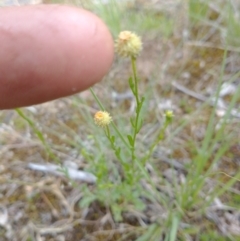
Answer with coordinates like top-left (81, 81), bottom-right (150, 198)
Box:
top-left (1, 0), bottom-right (240, 241)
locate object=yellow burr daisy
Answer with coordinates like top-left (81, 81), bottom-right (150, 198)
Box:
top-left (115, 31), bottom-right (142, 58)
top-left (94, 111), bottom-right (112, 127)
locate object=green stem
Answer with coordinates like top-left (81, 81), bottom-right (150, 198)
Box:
top-left (105, 126), bottom-right (125, 166)
top-left (130, 57), bottom-right (142, 168)
top-left (90, 87), bottom-right (131, 151)
top-left (134, 156), bottom-right (168, 207)
top-left (169, 214), bottom-right (180, 241)
top-left (15, 108), bottom-right (60, 163)
top-left (128, 57), bottom-right (142, 171)
top-left (90, 88), bottom-right (104, 111)
top-left (111, 122), bottom-right (131, 152)
top-left (142, 119), bottom-right (169, 165)
top-left (131, 57), bottom-right (140, 104)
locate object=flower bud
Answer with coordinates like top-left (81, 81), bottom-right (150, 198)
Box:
top-left (165, 110), bottom-right (174, 123)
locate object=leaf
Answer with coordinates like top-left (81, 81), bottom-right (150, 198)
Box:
top-left (130, 117), bottom-right (135, 127)
top-left (115, 147), bottom-right (121, 159)
top-left (128, 77), bottom-right (135, 94)
top-left (112, 204), bottom-right (123, 222)
top-left (111, 135), bottom-right (115, 143)
top-left (137, 119), bottom-right (143, 133)
top-left (79, 195), bottom-right (96, 208)
top-left (139, 97), bottom-right (145, 110)
top-left (135, 224), bottom-right (160, 241)
top-left (127, 135), bottom-right (134, 146)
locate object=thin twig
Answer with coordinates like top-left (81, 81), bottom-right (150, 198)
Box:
top-left (172, 81), bottom-right (240, 118)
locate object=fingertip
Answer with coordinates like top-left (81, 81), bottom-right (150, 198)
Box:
top-left (0, 5), bottom-right (114, 109)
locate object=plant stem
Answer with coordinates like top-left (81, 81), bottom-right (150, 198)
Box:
top-left (15, 108), bottom-right (60, 163)
top-left (90, 87), bottom-right (131, 151)
top-left (130, 57), bottom-right (142, 169)
top-left (142, 119), bottom-right (169, 165)
top-left (131, 56), bottom-right (140, 104)
top-left (105, 126), bottom-right (125, 166)
top-left (112, 122), bottom-right (131, 152)
top-left (90, 88), bottom-right (105, 110)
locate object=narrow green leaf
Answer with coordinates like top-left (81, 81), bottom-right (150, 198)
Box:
top-left (115, 147), bottom-right (121, 159)
top-left (169, 214), bottom-right (180, 241)
top-left (127, 135), bottom-right (134, 146)
top-left (136, 224), bottom-right (160, 241)
top-left (130, 117), bottom-right (135, 127)
top-left (139, 97), bottom-right (145, 110)
top-left (128, 77), bottom-right (135, 94)
top-left (111, 135), bottom-right (115, 143)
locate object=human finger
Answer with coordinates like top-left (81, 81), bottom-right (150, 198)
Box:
top-left (0, 5), bottom-right (114, 109)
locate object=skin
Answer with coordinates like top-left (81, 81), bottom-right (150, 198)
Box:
top-left (0, 5), bottom-right (114, 109)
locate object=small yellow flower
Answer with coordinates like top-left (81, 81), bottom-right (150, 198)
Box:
top-left (115, 31), bottom-right (142, 58)
top-left (164, 110), bottom-right (174, 122)
top-left (94, 111), bottom-right (112, 127)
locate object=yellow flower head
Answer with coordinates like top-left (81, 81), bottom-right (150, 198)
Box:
top-left (115, 31), bottom-right (142, 58)
top-left (94, 111), bottom-right (112, 127)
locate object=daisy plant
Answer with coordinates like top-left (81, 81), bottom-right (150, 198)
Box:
top-left (83, 31), bottom-right (173, 220)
